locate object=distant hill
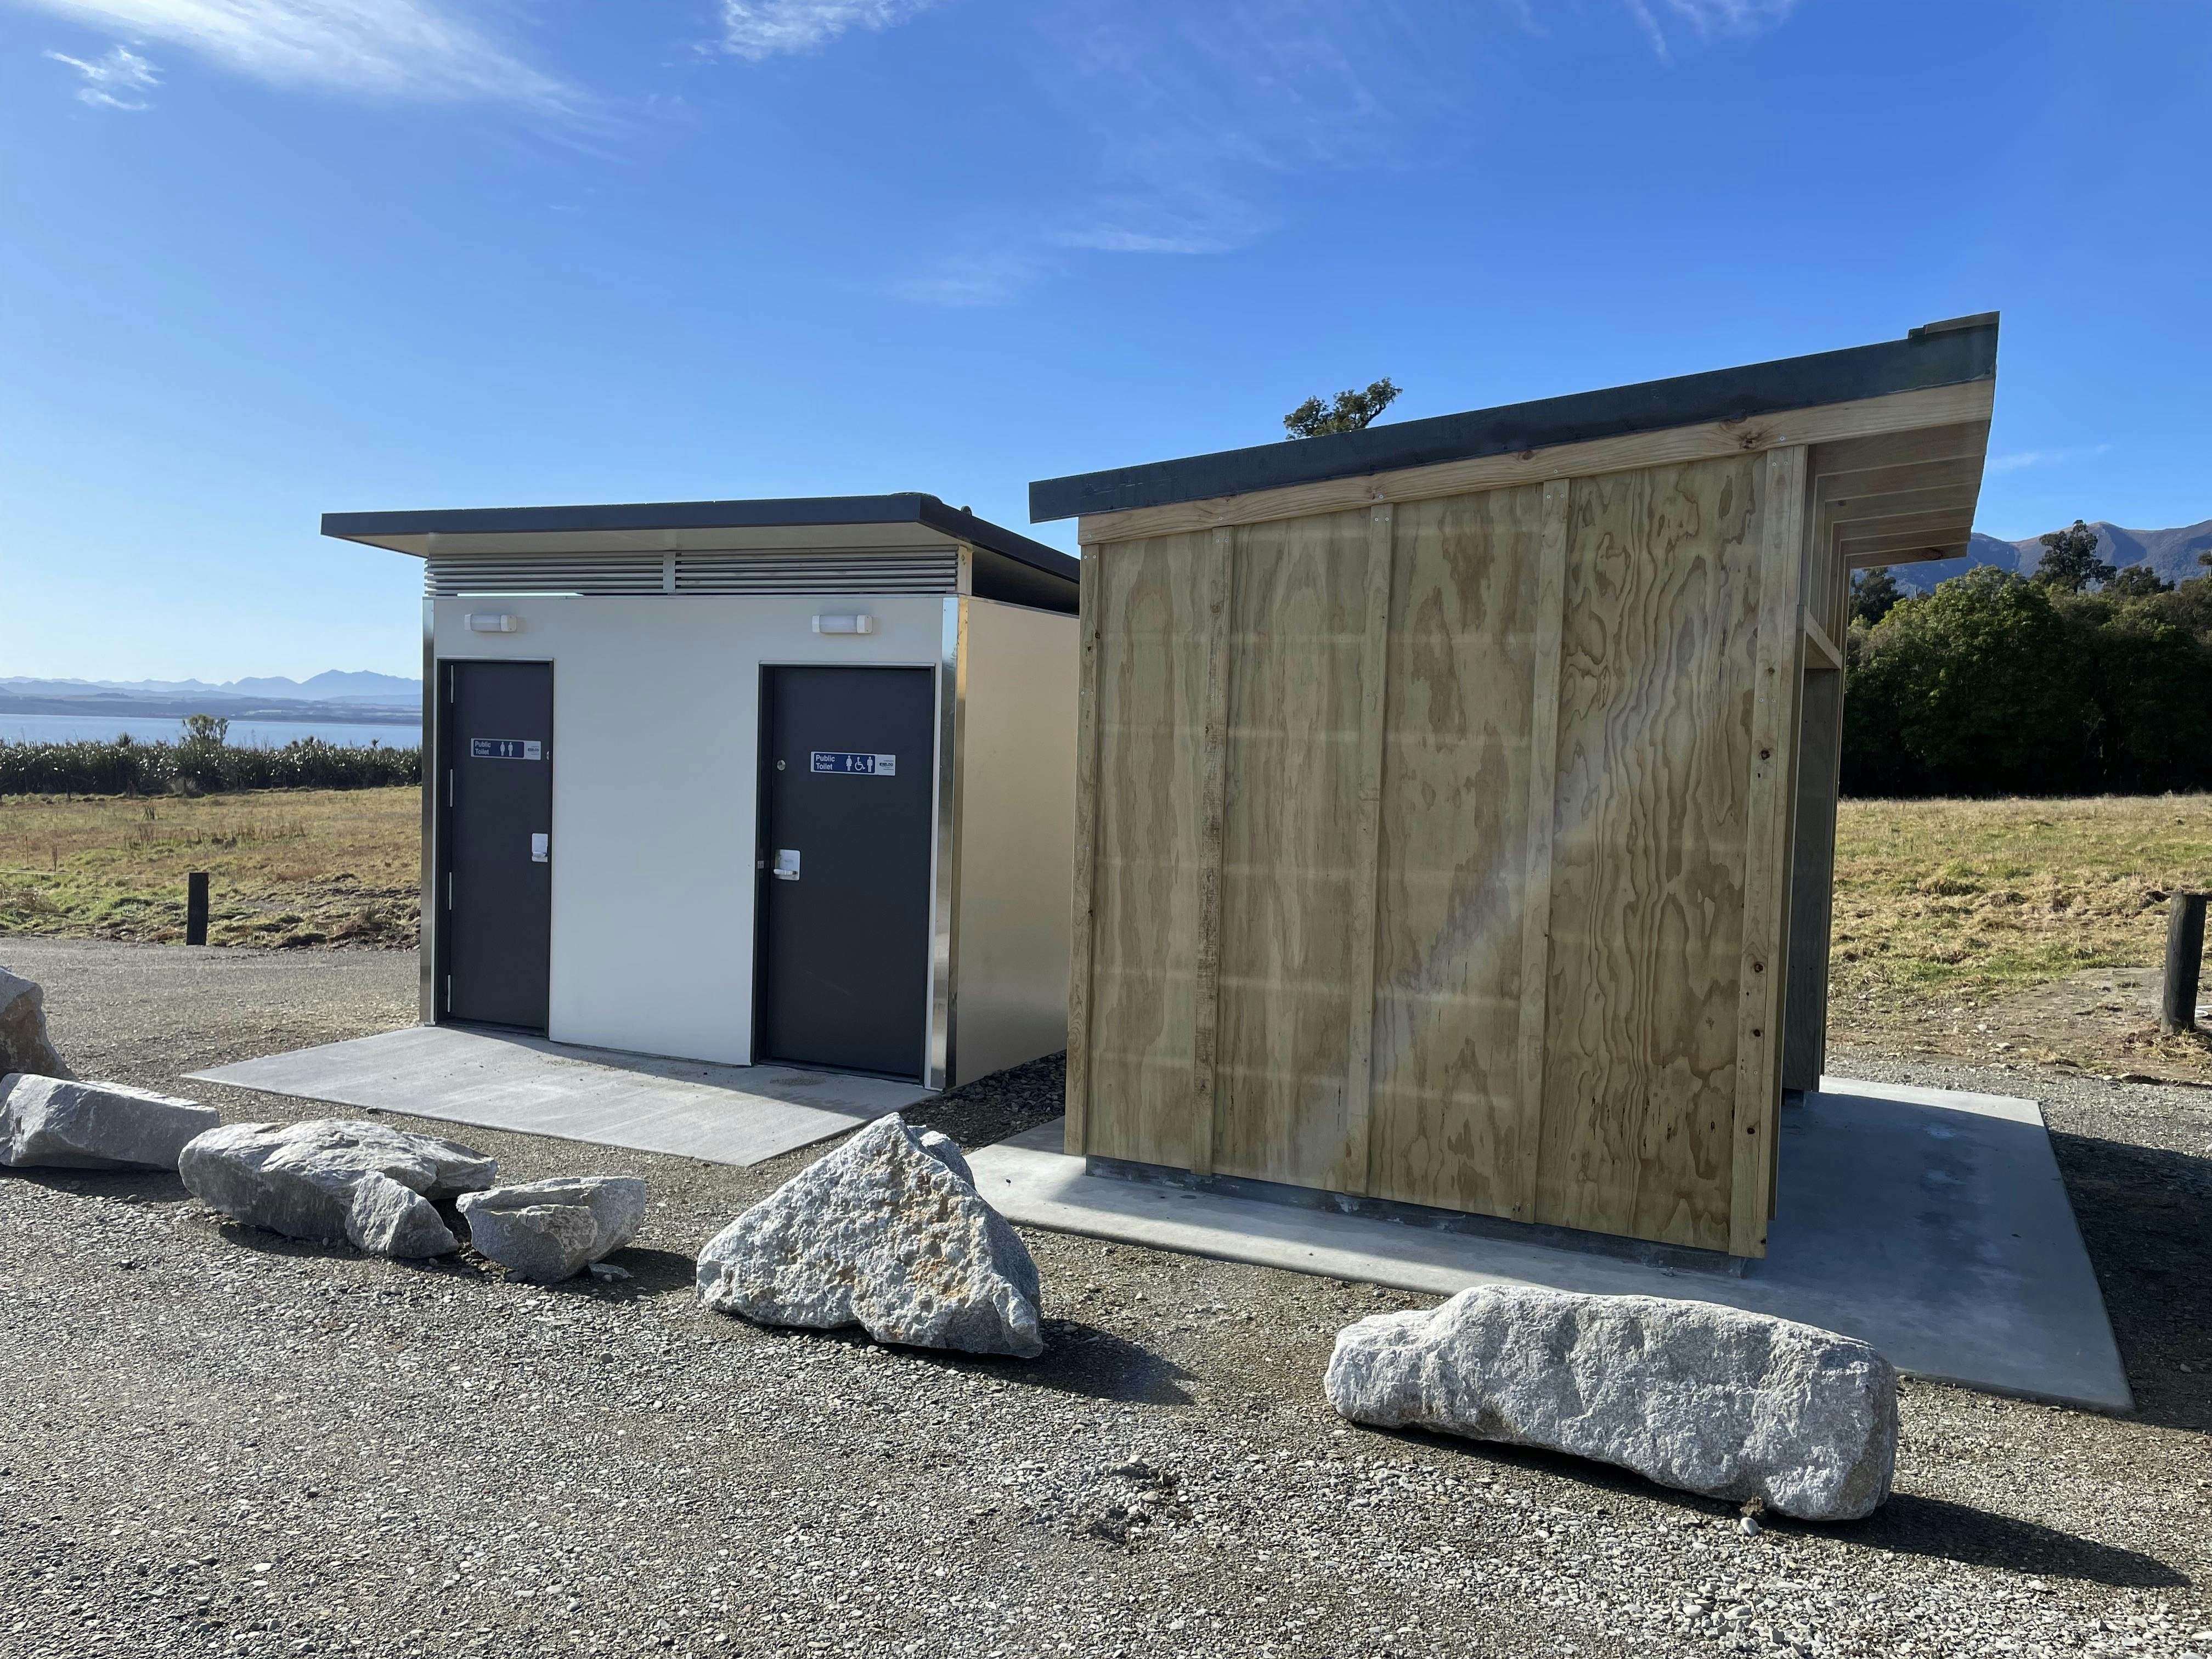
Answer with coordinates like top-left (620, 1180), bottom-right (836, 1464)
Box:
top-left (0, 670), bottom-right (419, 706)
top-left (1888, 518), bottom-right (2212, 594)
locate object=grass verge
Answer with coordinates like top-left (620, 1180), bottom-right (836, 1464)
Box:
top-left (2, 786), bottom-right (2207, 1079)
top-left (1827, 793), bottom-right (2212, 1080)
top-left (0, 787), bottom-right (419, 949)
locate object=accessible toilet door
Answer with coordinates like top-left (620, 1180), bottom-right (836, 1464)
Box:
top-left (443, 659), bottom-right (554, 1031)
top-left (755, 665), bottom-right (935, 1080)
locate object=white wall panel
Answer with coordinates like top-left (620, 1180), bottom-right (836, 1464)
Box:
top-left (432, 594), bottom-right (949, 1065)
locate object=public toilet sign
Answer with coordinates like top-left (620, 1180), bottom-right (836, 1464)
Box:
top-left (470, 739), bottom-right (542, 760)
top-left (810, 751), bottom-right (897, 776)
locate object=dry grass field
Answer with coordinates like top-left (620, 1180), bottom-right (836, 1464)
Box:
top-left (1829, 793), bottom-right (2212, 1080)
top-left (1, 785), bottom-right (2207, 1078)
top-left (0, 786), bottom-right (418, 949)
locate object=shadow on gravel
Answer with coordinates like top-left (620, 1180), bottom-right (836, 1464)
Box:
top-left (1842, 1492), bottom-right (2188, 1587)
top-left (844, 1320), bottom-right (1194, 1405)
top-left (530, 1246), bottom-right (696, 1299)
top-left (1355, 1425), bottom-right (2187, 1588)
top-left (4, 1168), bottom-right (188, 1204)
top-left (708, 1318), bottom-right (1197, 1404)
top-left (1016, 1321), bottom-right (1196, 1404)
top-left (2049, 1128), bottom-right (2212, 1432)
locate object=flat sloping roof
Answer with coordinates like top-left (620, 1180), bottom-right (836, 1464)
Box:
top-left (1030, 315), bottom-right (1998, 524)
top-left (323, 493), bottom-right (1077, 588)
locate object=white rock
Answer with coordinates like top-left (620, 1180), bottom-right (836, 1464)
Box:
top-left (695, 1114), bottom-right (1042, 1358)
top-left (0, 967), bottom-right (72, 1081)
top-left (458, 1176), bottom-right (647, 1283)
top-left (917, 1129), bottom-right (972, 1187)
top-left (343, 1170), bottom-right (460, 1258)
top-left (1323, 1284), bottom-right (1898, 1521)
top-left (0, 1074), bottom-right (218, 1170)
top-left (178, 1119), bottom-right (496, 1259)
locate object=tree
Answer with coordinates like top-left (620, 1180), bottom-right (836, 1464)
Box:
top-left (180, 713), bottom-right (230, 747)
top-left (1850, 566), bottom-right (1904, 625)
top-left (1842, 567), bottom-right (2096, 795)
top-left (2106, 564), bottom-right (2173, 597)
top-left (2032, 519), bottom-right (2117, 592)
top-left (1283, 378), bottom-right (1401, 438)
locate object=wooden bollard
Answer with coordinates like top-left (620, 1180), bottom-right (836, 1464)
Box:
top-left (2163, 891), bottom-right (2208, 1034)
top-left (185, 872), bottom-right (210, 947)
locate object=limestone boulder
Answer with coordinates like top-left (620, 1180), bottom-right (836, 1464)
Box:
top-left (0, 967), bottom-right (72, 1080)
top-left (917, 1128), bottom-right (972, 1187)
top-left (459, 1176), bottom-right (647, 1283)
top-left (179, 1118), bottom-right (496, 1259)
top-left (696, 1114), bottom-right (1042, 1358)
top-left (1324, 1284), bottom-right (1898, 1521)
top-left (0, 1074), bottom-right (219, 1170)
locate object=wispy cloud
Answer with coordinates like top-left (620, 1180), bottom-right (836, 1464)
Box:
top-left (46, 42), bottom-right (157, 107)
top-left (715, 0), bottom-right (1803, 306)
top-left (15, 1), bottom-right (574, 110)
top-left (1622, 0), bottom-right (1797, 61)
top-left (1989, 444), bottom-right (2112, 473)
top-left (719, 0), bottom-right (938, 62)
top-left (881, 246), bottom-right (1050, 309)
top-left (889, 3), bottom-right (1427, 306)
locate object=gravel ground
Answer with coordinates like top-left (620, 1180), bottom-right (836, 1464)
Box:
top-left (0, 935), bottom-right (2207, 1659)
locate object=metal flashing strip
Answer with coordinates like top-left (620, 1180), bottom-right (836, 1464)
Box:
top-left (925, 597), bottom-right (966, 1091)
top-left (418, 600), bottom-right (438, 1026)
top-left (1029, 318), bottom-right (2000, 523)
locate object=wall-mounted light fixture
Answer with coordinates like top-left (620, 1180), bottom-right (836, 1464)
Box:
top-left (467, 613), bottom-right (521, 633)
top-left (811, 613), bottom-right (877, 635)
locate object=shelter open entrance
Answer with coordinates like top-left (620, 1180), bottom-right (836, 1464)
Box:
top-left (1032, 315), bottom-right (2002, 1260)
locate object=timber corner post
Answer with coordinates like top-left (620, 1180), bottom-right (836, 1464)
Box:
top-left (1063, 543), bottom-right (1105, 1156)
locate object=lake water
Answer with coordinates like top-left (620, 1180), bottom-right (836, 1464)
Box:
top-left (0, 712), bottom-right (422, 749)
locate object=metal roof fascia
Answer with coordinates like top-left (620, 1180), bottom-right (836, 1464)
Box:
top-left (1028, 318), bottom-right (2000, 524)
top-left (320, 493), bottom-right (1079, 588)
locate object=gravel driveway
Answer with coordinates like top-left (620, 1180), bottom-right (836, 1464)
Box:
top-left (0, 936), bottom-right (2206, 1659)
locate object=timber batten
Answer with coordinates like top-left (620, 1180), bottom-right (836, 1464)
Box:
top-left (1046, 320), bottom-right (1997, 1257)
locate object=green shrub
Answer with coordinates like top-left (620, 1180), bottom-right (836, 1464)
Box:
top-left (1843, 568), bottom-right (2212, 796)
top-left (0, 735), bottom-right (420, 796)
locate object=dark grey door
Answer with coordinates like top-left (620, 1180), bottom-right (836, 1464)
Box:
top-left (755, 665), bottom-right (935, 1079)
top-left (444, 661), bottom-right (554, 1031)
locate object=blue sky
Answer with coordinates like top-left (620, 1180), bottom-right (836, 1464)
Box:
top-left (3, 0), bottom-right (2206, 681)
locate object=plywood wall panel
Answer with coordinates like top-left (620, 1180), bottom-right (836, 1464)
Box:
top-left (1364, 484), bottom-right (1547, 1216)
top-left (1212, 509), bottom-right (1374, 1188)
top-left (1534, 455), bottom-right (1767, 1252)
top-left (1084, 531), bottom-right (1213, 1168)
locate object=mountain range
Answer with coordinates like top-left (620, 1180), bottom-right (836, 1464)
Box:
top-left (0, 670), bottom-right (419, 706)
top-left (1890, 518), bottom-right (2212, 594)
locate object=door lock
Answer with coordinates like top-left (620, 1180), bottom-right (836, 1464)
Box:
top-left (531, 833), bottom-right (549, 864)
top-left (772, 849), bottom-right (801, 881)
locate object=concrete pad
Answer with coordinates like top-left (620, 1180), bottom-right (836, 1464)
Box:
top-left (967, 1077), bottom-right (2132, 1413)
top-left (189, 1024), bottom-right (931, 1167)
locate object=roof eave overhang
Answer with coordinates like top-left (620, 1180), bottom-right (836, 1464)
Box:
top-left (1031, 315), bottom-right (2000, 536)
top-left (321, 493), bottom-right (1080, 585)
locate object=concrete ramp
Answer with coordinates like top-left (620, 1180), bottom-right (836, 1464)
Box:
top-left (189, 1024), bottom-right (931, 1167)
top-left (967, 1077), bottom-right (2132, 1413)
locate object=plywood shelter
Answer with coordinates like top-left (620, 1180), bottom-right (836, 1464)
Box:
top-left (322, 494), bottom-right (1079, 1092)
top-left (1031, 316), bottom-right (1998, 1257)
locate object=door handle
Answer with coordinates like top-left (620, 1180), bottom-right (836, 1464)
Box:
top-left (531, 833), bottom-right (549, 864)
top-left (772, 849), bottom-right (801, 882)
